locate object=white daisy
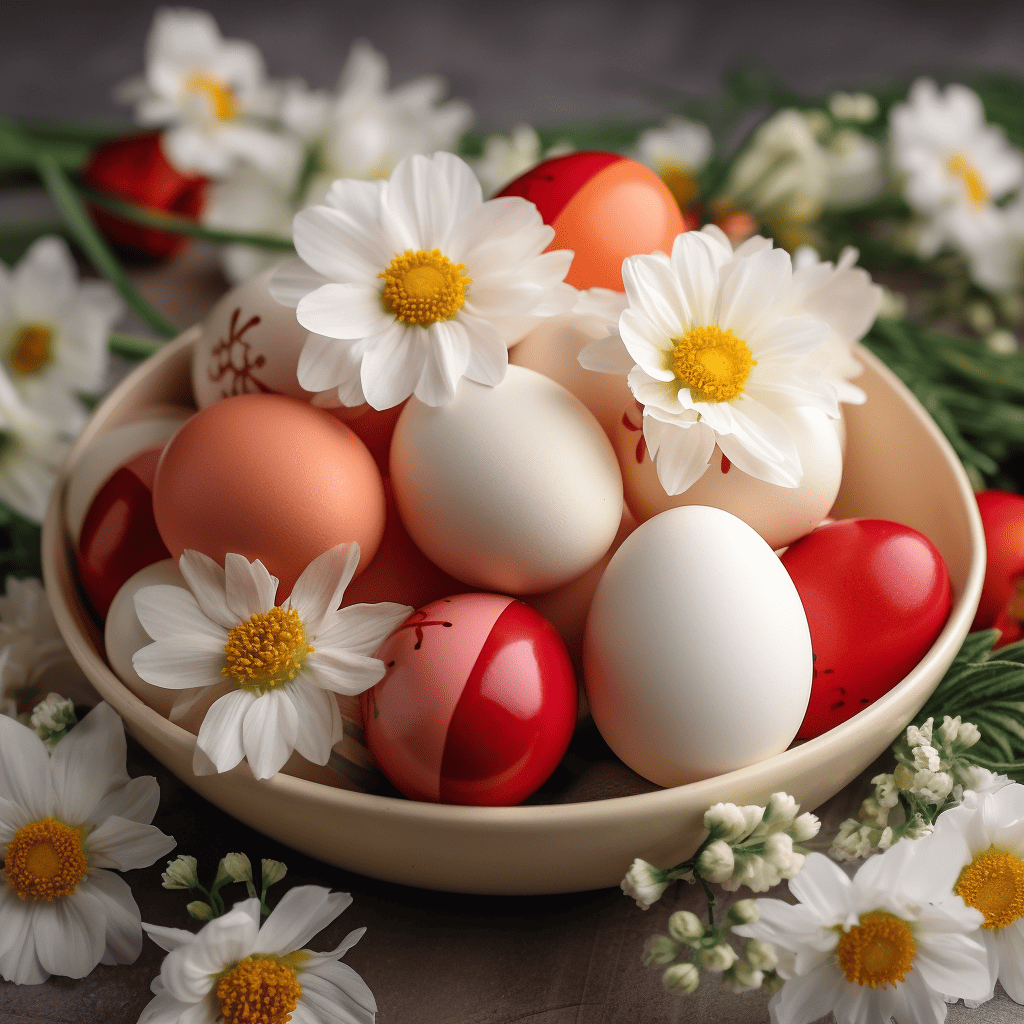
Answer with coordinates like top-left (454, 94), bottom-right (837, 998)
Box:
top-left (0, 371), bottom-right (70, 524)
top-left (132, 543), bottom-right (411, 780)
top-left (0, 703), bottom-right (176, 984)
top-left (0, 236), bottom-right (123, 432)
top-left (734, 845), bottom-right (991, 1024)
top-left (634, 115), bottom-right (713, 209)
top-left (918, 783), bottom-right (1024, 1005)
top-left (282, 39), bottom-right (473, 205)
top-left (118, 7), bottom-right (301, 184)
top-left (269, 151), bottom-right (576, 410)
top-left (470, 124), bottom-right (573, 197)
top-left (579, 227), bottom-right (838, 494)
top-left (139, 885), bottom-right (375, 1024)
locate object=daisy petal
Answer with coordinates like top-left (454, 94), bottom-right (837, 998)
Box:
top-left (134, 635), bottom-right (229, 690)
top-left (34, 886), bottom-right (107, 979)
top-left (287, 683), bottom-right (339, 764)
top-left (315, 602), bottom-right (411, 655)
top-left (179, 550), bottom-right (235, 629)
top-left (135, 585), bottom-right (226, 644)
top-left (88, 814), bottom-right (177, 871)
top-left (268, 259), bottom-right (332, 309)
top-left (0, 715), bottom-right (52, 819)
top-left (301, 962), bottom-right (377, 1024)
top-left (296, 283), bottom-right (393, 341)
top-left (195, 689), bottom-right (256, 775)
top-left (90, 775), bottom-right (162, 826)
top-left (414, 320), bottom-right (471, 406)
top-left (288, 543), bottom-right (361, 637)
top-left (254, 885), bottom-right (352, 954)
top-left (50, 703), bottom-right (130, 821)
top-left (360, 322), bottom-right (426, 411)
top-left (0, 887), bottom-right (45, 984)
top-left (303, 648), bottom-right (386, 696)
top-left (224, 553), bottom-right (279, 620)
top-left (87, 870), bottom-right (144, 966)
top-left (577, 332), bottom-right (636, 374)
top-left (242, 689), bottom-right (298, 779)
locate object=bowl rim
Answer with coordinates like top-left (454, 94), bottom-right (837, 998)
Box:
top-left (42, 329), bottom-right (987, 832)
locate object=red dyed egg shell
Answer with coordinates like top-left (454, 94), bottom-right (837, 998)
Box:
top-left (152, 393), bottom-right (385, 600)
top-left (973, 490), bottom-right (1024, 645)
top-left (362, 594), bottom-right (577, 805)
top-left (78, 444), bottom-right (170, 618)
top-left (781, 519), bottom-right (952, 738)
top-left (497, 152), bottom-right (685, 291)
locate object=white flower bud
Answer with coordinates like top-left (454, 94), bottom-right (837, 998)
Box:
top-left (790, 812), bottom-right (820, 843)
top-left (663, 962), bottom-right (700, 993)
top-left (912, 769), bottom-right (954, 804)
top-left (221, 852), bottom-right (253, 883)
top-left (877, 826), bottom-right (895, 851)
top-left (872, 774), bottom-right (900, 809)
top-left (860, 797), bottom-right (888, 827)
top-left (704, 802), bottom-right (756, 842)
top-left (621, 858), bottom-right (669, 910)
top-left (697, 943), bottom-right (738, 973)
top-left (828, 91), bottom-right (879, 122)
top-left (986, 329), bottom-right (1019, 355)
top-left (830, 820), bottom-right (878, 862)
top-left (187, 900), bottom-right (214, 921)
top-left (645, 935), bottom-right (679, 966)
top-left (893, 764), bottom-right (916, 790)
top-left (161, 854), bottom-right (200, 890)
top-left (697, 840), bottom-right (735, 883)
top-left (723, 959), bottom-right (764, 993)
top-left (668, 910), bottom-right (705, 942)
top-left (912, 745), bottom-right (941, 772)
top-left (261, 859), bottom-right (287, 887)
top-left (956, 721), bottom-right (982, 749)
top-left (764, 792), bottom-right (798, 831)
top-left (762, 971), bottom-right (785, 996)
top-left (724, 853), bottom-right (773, 893)
top-left (726, 899), bottom-right (760, 925)
top-left (937, 715), bottom-right (961, 747)
top-left (30, 693), bottom-right (77, 745)
top-left (744, 938), bottom-right (778, 971)
top-left (764, 831), bottom-right (796, 870)
top-left (907, 719), bottom-right (933, 748)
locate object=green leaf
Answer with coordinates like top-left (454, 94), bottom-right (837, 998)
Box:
top-left (34, 153), bottom-right (179, 339)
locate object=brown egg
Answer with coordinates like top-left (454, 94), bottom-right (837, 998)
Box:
top-left (153, 393), bottom-right (386, 600)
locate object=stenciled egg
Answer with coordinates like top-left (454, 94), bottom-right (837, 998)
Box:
top-left (64, 407), bottom-right (192, 547)
top-left (152, 393), bottom-right (386, 600)
top-left (497, 152), bottom-right (685, 291)
top-left (781, 518), bottom-right (952, 738)
top-left (77, 442), bottom-right (172, 618)
top-left (361, 594), bottom-right (577, 805)
top-left (390, 365), bottom-right (623, 594)
top-left (616, 403), bottom-right (844, 550)
top-left (583, 505), bottom-right (813, 787)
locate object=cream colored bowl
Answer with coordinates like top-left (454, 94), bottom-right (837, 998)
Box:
top-left (42, 329), bottom-right (985, 895)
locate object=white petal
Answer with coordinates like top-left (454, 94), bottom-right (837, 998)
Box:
top-left (0, 887), bottom-right (46, 983)
top-left (414, 320), bottom-right (471, 406)
top-left (134, 636), bottom-right (229, 690)
top-left (179, 551), bottom-right (235, 629)
top-left (460, 313), bottom-right (509, 387)
top-left (716, 247), bottom-right (791, 338)
top-left (775, 961), bottom-right (845, 1024)
top-left (90, 775), bottom-right (162, 826)
top-left (288, 544), bottom-right (361, 637)
top-left (577, 332), bottom-right (636, 374)
top-left (87, 870), bottom-right (144, 966)
top-left (293, 185), bottom-right (388, 280)
top-left (50, 702), bottom-right (129, 822)
top-left (254, 885), bottom-right (352, 954)
top-left (268, 257), bottom-right (331, 308)
top-left (669, 230), bottom-right (730, 326)
top-left (287, 682), bottom-right (339, 764)
top-left (297, 333), bottom-right (373, 395)
top-left (716, 399), bottom-right (803, 487)
top-left (242, 690), bottom-right (298, 779)
top-left (195, 689), bottom-right (256, 774)
top-left (788, 852), bottom-right (854, 920)
top-left (296, 283), bottom-right (393, 341)
top-left (0, 714), bottom-right (52, 819)
top-left (224, 553), bottom-right (279, 621)
top-left (360, 322), bottom-right (426, 410)
top-left (643, 415), bottom-right (716, 495)
top-left (87, 815), bottom-right (177, 871)
top-left (300, 962), bottom-right (377, 1024)
top-left (135, 586), bottom-right (226, 644)
top-left (34, 887), bottom-right (107, 978)
top-left (315, 602), bottom-right (412, 655)
top-left (142, 922), bottom-right (197, 953)
top-left (303, 649), bottom-right (386, 696)
top-left (136, 990), bottom-right (197, 1024)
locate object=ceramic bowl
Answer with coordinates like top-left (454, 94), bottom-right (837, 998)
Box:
top-left (42, 329), bottom-right (985, 895)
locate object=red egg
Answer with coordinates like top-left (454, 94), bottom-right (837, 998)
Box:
top-left (973, 490), bottom-right (1024, 646)
top-left (780, 519), bottom-right (952, 738)
top-left (361, 594), bottom-right (577, 805)
top-left (497, 152), bottom-right (685, 291)
top-left (77, 445), bottom-right (170, 618)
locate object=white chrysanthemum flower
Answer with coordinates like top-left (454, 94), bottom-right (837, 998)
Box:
top-left (470, 124), bottom-right (573, 197)
top-left (132, 543), bottom-right (411, 780)
top-left (139, 886), bottom-right (375, 1024)
top-left (0, 236), bottom-right (123, 432)
top-left (735, 845), bottom-right (991, 1024)
top-left (283, 39), bottom-right (473, 205)
top-left (0, 703), bottom-right (176, 984)
top-left (117, 7), bottom-right (301, 184)
top-left (269, 151), bottom-right (576, 410)
top-left (634, 115), bottom-right (713, 208)
top-left (0, 372), bottom-right (70, 524)
top-left (579, 227), bottom-right (838, 494)
top-left (920, 783), bottom-right (1024, 1005)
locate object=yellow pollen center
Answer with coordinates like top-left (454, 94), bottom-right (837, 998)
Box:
top-left (835, 911), bottom-right (916, 989)
top-left (185, 73), bottom-right (238, 121)
top-left (946, 153), bottom-right (989, 206)
top-left (10, 323), bottom-right (53, 376)
top-left (216, 955), bottom-right (303, 1024)
top-left (671, 324), bottom-right (755, 403)
top-left (4, 817), bottom-right (88, 901)
top-left (222, 607), bottom-right (312, 694)
top-left (659, 163), bottom-right (700, 209)
top-left (955, 846), bottom-right (1024, 930)
top-left (380, 249), bottom-right (471, 326)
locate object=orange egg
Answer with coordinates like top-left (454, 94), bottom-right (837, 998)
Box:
top-left (153, 393), bottom-right (386, 599)
top-left (497, 152), bottom-right (685, 291)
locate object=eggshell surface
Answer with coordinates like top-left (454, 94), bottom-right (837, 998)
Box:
top-left (583, 505), bottom-right (813, 787)
top-left (152, 393), bottom-right (385, 599)
top-left (390, 366), bottom-right (623, 594)
top-left (617, 405), bottom-right (844, 550)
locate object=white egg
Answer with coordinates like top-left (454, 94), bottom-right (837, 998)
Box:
top-left (64, 409), bottom-right (192, 547)
top-left (583, 505), bottom-right (812, 787)
top-left (616, 405), bottom-right (844, 550)
top-left (390, 365), bottom-right (623, 594)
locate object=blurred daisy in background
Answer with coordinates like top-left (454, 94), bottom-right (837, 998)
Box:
top-left (471, 124), bottom-right (574, 197)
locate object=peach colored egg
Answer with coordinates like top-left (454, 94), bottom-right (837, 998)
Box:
top-left (152, 393), bottom-right (386, 600)
top-left (616, 403), bottom-right (844, 551)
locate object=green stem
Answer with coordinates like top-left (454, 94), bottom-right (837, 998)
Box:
top-left (34, 153), bottom-right (179, 339)
top-left (83, 188), bottom-right (296, 250)
top-left (693, 867), bottom-right (717, 927)
top-left (109, 331), bottom-right (161, 360)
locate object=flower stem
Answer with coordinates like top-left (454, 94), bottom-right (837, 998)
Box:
top-left (34, 153), bottom-right (179, 339)
top-left (109, 331), bottom-right (161, 360)
top-left (693, 867), bottom-right (717, 927)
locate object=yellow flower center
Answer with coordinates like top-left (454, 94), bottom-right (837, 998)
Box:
top-left (671, 324), bottom-right (756, 403)
top-left (222, 607), bottom-right (313, 694)
top-left (4, 817), bottom-right (89, 901)
top-left (659, 163), bottom-right (700, 209)
top-left (185, 72), bottom-right (238, 121)
top-left (955, 846), bottom-right (1024, 930)
top-left (10, 323), bottom-right (53, 376)
top-left (216, 954), bottom-right (305, 1024)
top-left (946, 153), bottom-right (989, 206)
top-left (380, 249), bottom-right (471, 326)
top-left (835, 911), bottom-right (916, 989)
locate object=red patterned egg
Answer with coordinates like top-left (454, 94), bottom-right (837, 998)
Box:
top-left (781, 519), bottom-right (952, 738)
top-left (497, 152), bottom-right (685, 291)
top-left (361, 594), bottom-right (577, 806)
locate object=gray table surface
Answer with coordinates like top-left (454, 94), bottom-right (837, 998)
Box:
top-left (3, 2), bottom-right (1024, 1021)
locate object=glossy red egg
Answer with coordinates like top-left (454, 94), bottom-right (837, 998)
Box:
top-left (497, 151), bottom-right (684, 291)
top-left (361, 594), bottom-right (577, 805)
top-left (780, 518), bottom-right (952, 738)
top-left (973, 490), bottom-right (1024, 646)
top-left (77, 445), bottom-right (170, 618)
